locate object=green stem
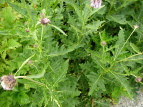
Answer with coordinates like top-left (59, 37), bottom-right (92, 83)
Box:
top-left (15, 76), bottom-right (46, 86)
top-left (39, 25), bottom-right (44, 57)
top-left (108, 0), bottom-right (115, 14)
top-left (41, 25), bottom-right (44, 41)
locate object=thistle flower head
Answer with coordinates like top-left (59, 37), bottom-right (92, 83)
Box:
top-left (0, 75), bottom-right (17, 90)
top-left (101, 41), bottom-right (107, 46)
top-left (90, 0), bottom-right (102, 8)
top-left (25, 28), bottom-right (29, 32)
top-left (134, 25), bottom-right (139, 29)
top-left (27, 60), bottom-right (33, 65)
top-left (136, 77), bottom-right (142, 82)
top-left (41, 18), bottom-right (50, 25)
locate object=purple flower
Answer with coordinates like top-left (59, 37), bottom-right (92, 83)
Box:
top-left (41, 18), bottom-right (50, 25)
top-left (101, 41), bottom-right (107, 46)
top-left (27, 60), bottom-right (33, 65)
top-left (90, 0), bottom-right (102, 8)
top-left (25, 28), bottom-right (29, 32)
top-left (136, 77), bottom-right (142, 82)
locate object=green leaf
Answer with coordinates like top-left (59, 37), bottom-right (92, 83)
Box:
top-left (31, 88), bottom-right (45, 107)
top-left (112, 87), bottom-right (121, 102)
top-left (17, 92), bottom-right (30, 105)
top-left (52, 59), bottom-right (69, 87)
top-left (84, 5), bottom-right (105, 23)
top-left (0, 39), bottom-right (21, 59)
top-left (57, 76), bottom-right (80, 107)
top-left (1, 7), bottom-right (16, 28)
top-left (0, 0), bottom-right (5, 4)
top-left (47, 44), bottom-right (81, 57)
top-left (114, 28), bottom-right (126, 60)
top-left (27, 69), bottom-right (46, 78)
top-left (9, 2), bottom-right (27, 17)
top-left (107, 14), bottom-right (127, 24)
top-left (15, 54), bottom-right (35, 76)
top-left (7, 39), bottom-right (21, 49)
top-left (49, 24), bottom-right (68, 36)
top-left (85, 20), bottom-right (105, 31)
top-left (0, 91), bottom-right (13, 107)
top-left (64, 0), bottom-right (82, 23)
top-left (110, 72), bottom-right (132, 99)
top-left (130, 42), bottom-right (141, 53)
top-left (87, 72), bottom-right (106, 95)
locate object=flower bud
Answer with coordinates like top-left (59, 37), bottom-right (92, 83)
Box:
top-left (101, 41), bottom-right (106, 46)
top-left (41, 18), bottom-right (50, 25)
top-left (40, 13), bottom-right (45, 17)
top-left (25, 28), bottom-right (29, 32)
top-left (27, 60), bottom-right (33, 65)
top-left (136, 77), bottom-right (142, 82)
top-left (1, 75), bottom-right (17, 90)
top-left (134, 25), bottom-right (139, 29)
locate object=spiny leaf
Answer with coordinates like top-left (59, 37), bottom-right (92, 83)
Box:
top-left (130, 42), bottom-right (141, 54)
top-left (49, 24), bottom-right (68, 36)
top-left (107, 14), bottom-right (127, 24)
top-left (7, 39), bottom-right (21, 49)
top-left (87, 72), bottom-right (106, 95)
top-left (1, 6), bottom-right (16, 28)
top-left (17, 92), bottom-right (31, 105)
top-left (47, 44), bottom-right (81, 57)
top-left (85, 20), bottom-right (105, 31)
top-left (15, 54), bottom-right (35, 76)
top-left (114, 28), bottom-right (125, 60)
top-left (64, 0), bottom-right (82, 23)
top-left (85, 5), bottom-right (105, 22)
top-left (110, 72), bottom-right (132, 99)
top-left (52, 59), bottom-right (69, 87)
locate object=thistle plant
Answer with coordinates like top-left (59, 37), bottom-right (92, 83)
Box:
top-left (0, 0), bottom-right (143, 107)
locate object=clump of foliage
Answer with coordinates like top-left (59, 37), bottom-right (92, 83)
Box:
top-left (0, 0), bottom-right (143, 107)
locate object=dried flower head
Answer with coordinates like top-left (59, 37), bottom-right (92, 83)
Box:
top-left (1, 75), bottom-right (17, 90)
top-left (33, 44), bottom-right (38, 48)
top-left (136, 77), bottom-right (142, 82)
top-left (90, 0), bottom-right (102, 8)
top-left (41, 18), bottom-right (50, 25)
top-left (134, 25), bottom-right (139, 29)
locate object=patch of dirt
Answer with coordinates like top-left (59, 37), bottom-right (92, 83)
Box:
top-left (111, 91), bottom-right (143, 107)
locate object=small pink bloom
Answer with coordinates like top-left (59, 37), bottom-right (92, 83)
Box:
top-left (90, 0), bottom-right (102, 8)
top-left (40, 13), bottom-right (45, 17)
top-left (136, 77), bottom-right (142, 82)
top-left (27, 60), bottom-right (33, 65)
top-left (101, 41), bottom-right (106, 46)
top-left (25, 28), bottom-right (29, 32)
top-left (41, 18), bottom-right (50, 25)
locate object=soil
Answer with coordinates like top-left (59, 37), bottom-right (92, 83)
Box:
top-left (112, 90), bottom-right (143, 107)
